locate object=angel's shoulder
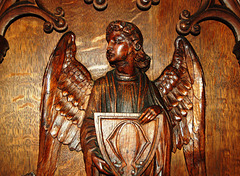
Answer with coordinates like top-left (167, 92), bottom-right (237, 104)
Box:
top-left (91, 72), bottom-right (108, 90)
top-left (94, 70), bottom-right (114, 84)
top-left (94, 77), bottom-right (105, 86)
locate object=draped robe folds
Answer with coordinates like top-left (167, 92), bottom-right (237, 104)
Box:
top-left (80, 69), bottom-right (171, 176)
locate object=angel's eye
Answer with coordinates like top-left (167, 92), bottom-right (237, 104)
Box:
top-left (115, 36), bottom-right (124, 44)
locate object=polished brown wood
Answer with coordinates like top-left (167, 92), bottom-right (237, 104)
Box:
top-left (154, 36), bottom-right (206, 176)
top-left (176, 0), bottom-right (240, 64)
top-left (84, 0), bottom-right (160, 11)
top-left (37, 20), bottom-right (206, 176)
top-left (37, 31), bottom-right (93, 175)
top-left (94, 113), bottom-right (163, 176)
top-left (0, 34), bottom-right (9, 63)
top-left (0, 0), bottom-right (67, 63)
top-left (136, 0), bottom-right (160, 10)
top-left (0, 0), bottom-right (239, 176)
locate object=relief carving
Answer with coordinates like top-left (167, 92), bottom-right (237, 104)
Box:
top-left (37, 20), bottom-right (206, 175)
top-left (0, 0), bottom-right (67, 63)
top-left (84, 0), bottom-right (160, 11)
top-left (177, 0), bottom-right (240, 64)
top-left (94, 113), bottom-right (162, 176)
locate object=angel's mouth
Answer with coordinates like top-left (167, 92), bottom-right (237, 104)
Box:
top-left (109, 60), bottom-right (127, 68)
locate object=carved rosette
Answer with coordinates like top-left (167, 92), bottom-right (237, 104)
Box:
top-left (0, 0), bottom-right (67, 63)
top-left (177, 0), bottom-right (240, 64)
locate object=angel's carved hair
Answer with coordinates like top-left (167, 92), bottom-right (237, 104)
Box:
top-left (106, 20), bottom-right (151, 72)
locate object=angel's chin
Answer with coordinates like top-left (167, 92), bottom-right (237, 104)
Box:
top-left (107, 56), bottom-right (115, 62)
top-left (108, 60), bottom-right (116, 67)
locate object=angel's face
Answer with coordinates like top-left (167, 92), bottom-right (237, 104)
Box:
top-left (106, 31), bottom-right (134, 66)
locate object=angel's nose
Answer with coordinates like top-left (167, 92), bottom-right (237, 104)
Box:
top-left (107, 41), bottom-right (114, 49)
top-left (107, 43), bottom-right (113, 53)
top-left (107, 44), bottom-right (111, 50)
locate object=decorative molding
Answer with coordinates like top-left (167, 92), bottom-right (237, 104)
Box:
top-left (176, 0), bottom-right (240, 64)
top-left (0, 0), bottom-right (67, 64)
top-left (84, 0), bottom-right (160, 11)
top-left (136, 0), bottom-right (160, 10)
top-left (84, 0), bottom-right (108, 11)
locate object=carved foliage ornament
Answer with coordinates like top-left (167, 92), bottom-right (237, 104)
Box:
top-left (0, 0), bottom-right (67, 63)
top-left (177, 0), bottom-right (240, 64)
top-left (37, 20), bottom-right (206, 176)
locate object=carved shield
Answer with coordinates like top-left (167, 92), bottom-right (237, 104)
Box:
top-left (94, 113), bottom-right (162, 176)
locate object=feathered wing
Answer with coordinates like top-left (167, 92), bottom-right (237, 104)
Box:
top-left (154, 36), bottom-right (206, 176)
top-left (37, 31), bottom-right (93, 175)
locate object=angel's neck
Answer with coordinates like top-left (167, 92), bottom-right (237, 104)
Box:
top-left (115, 62), bottom-right (138, 77)
top-left (115, 69), bottom-right (140, 81)
top-left (115, 65), bottom-right (139, 77)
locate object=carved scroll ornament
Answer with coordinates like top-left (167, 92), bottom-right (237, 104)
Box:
top-left (0, 0), bottom-right (67, 63)
top-left (84, 0), bottom-right (160, 11)
top-left (177, 0), bottom-right (240, 64)
top-left (37, 20), bottom-right (206, 176)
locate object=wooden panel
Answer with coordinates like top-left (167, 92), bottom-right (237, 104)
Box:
top-left (0, 17), bottom-right (62, 175)
top-left (0, 0), bottom-right (239, 175)
top-left (197, 21), bottom-right (240, 176)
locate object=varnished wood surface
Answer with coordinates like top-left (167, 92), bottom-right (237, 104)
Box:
top-left (0, 0), bottom-right (239, 175)
top-left (94, 113), bottom-right (164, 176)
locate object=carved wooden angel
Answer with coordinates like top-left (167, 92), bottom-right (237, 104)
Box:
top-left (37, 20), bottom-right (206, 176)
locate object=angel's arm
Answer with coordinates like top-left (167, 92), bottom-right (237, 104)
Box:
top-left (138, 105), bottom-right (162, 124)
top-left (80, 81), bottom-right (100, 160)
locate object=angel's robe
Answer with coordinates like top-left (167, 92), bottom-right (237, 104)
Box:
top-left (80, 69), bottom-right (171, 176)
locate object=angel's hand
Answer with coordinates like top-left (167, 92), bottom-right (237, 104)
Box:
top-left (139, 105), bottom-right (162, 124)
top-left (92, 153), bottom-right (113, 175)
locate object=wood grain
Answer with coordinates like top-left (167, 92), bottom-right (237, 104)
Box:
top-left (0, 0), bottom-right (239, 175)
top-left (0, 17), bottom-right (60, 175)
